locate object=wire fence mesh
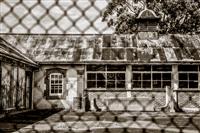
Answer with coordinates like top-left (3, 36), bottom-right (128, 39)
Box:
top-left (0, 0), bottom-right (112, 34)
top-left (0, 0), bottom-right (200, 133)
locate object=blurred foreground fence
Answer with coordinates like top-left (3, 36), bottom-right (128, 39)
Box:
top-left (0, 0), bottom-right (200, 133)
top-left (0, 0), bottom-right (111, 34)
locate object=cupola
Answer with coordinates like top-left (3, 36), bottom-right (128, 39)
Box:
top-left (136, 7), bottom-right (160, 40)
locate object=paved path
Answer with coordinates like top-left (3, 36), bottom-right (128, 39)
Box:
top-left (14, 110), bottom-right (200, 133)
top-left (0, 109), bottom-right (61, 132)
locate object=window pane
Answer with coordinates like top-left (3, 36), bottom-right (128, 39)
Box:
top-left (132, 73), bottom-right (141, 80)
top-left (59, 89), bottom-right (62, 93)
top-left (87, 81), bottom-right (96, 88)
top-left (50, 73), bottom-right (63, 95)
top-left (117, 81), bottom-right (125, 88)
top-left (143, 73), bottom-right (151, 80)
top-left (87, 73), bottom-right (96, 80)
top-left (189, 81), bottom-right (198, 88)
top-left (143, 81), bottom-right (151, 88)
top-left (132, 65), bottom-right (151, 71)
top-left (153, 65), bottom-right (172, 71)
top-left (97, 81), bottom-right (106, 88)
top-left (153, 81), bottom-right (161, 88)
top-left (179, 81), bottom-right (188, 88)
top-left (132, 81), bottom-right (141, 88)
top-left (153, 73), bottom-right (161, 80)
top-left (178, 65), bottom-right (198, 71)
top-left (107, 65), bottom-right (126, 71)
top-left (87, 65), bottom-right (106, 71)
top-left (163, 73), bottom-right (171, 80)
top-left (54, 89), bottom-right (58, 94)
top-left (107, 81), bottom-right (115, 88)
top-left (97, 73), bottom-right (106, 80)
top-left (179, 73), bottom-right (188, 80)
top-left (116, 73), bottom-right (125, 80)
top-left (189, 73), bottom-right (198, 81)
top-left (107, 73), bottom-right (115, 80)
top-left (162, 81), bottom-right (171, 88)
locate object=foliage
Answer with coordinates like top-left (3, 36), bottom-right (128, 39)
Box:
top-left (102, 0), bottom-right (200, 34)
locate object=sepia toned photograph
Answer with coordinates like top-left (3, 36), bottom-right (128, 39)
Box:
top-left (0, 0), bottom-right (200, 132)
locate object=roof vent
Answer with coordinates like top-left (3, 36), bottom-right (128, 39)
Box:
top-left (136, 7), bottom-right (160, 40)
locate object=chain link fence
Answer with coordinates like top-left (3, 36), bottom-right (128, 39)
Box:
top-left (0, 0), bottom-right (200, 133)
top-left (0, 0), bottom-right (112, 34)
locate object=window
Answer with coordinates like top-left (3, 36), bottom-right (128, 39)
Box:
top-left (178, 65), bottom-right (199, 89)
top-left (45, 68), bottom-right (66, 99)
top-left (132, 65), bottom-right (172, 89)
top-left (49, 73), bottom-right (63, 96)
top-left (86, 65), bottom-right (126, 89)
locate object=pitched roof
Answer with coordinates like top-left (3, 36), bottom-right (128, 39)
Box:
top-left (0, 37), bottom-right (38, 67)
top-left (0, 34), bottom-right (200, 64)
top-left (137, 8), bottom-right (160, 19)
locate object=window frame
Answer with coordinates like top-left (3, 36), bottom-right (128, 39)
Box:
top-left (45, 68), bottom-right (67, 100)
top-left (86, 65), bottom-right (126, 89)
top-left (49, 73), bottom-right (64, 96)
top-left (178, 65), bottom-right (199, 89)
top-left (132, 65), bottom-right (172, 90)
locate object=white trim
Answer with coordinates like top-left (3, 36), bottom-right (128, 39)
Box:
top-left (132, 65), bottom-right (172, 89)
top-left (86, 65), bottom-right (126, 89)
top-left (49, 73), bottom-right (63, 96)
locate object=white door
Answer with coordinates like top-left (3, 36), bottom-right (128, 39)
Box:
top-left (66, 68), bottom-right (78, 108)
top-left (67, 77), bottom-right (77, 105)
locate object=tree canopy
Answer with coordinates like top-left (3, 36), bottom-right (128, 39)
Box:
top-left (102, 0), bottom-right (200, 34)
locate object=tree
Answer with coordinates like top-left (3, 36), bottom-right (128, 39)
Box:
top-left (102, 0), bottom-right (200, 34)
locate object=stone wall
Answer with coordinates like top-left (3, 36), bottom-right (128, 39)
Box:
top-left (33, 64), bottom-right (85, 110)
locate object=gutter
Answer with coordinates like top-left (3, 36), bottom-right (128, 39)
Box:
top-left (0, 52), bottom-right (38, 68)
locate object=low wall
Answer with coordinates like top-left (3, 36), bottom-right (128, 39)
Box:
top-left (176, 90), bottom-right (200, 109)
top-left (85, 89), bottom-right (200, 111)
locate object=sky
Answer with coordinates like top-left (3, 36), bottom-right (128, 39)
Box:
top-left (0, 0), bottom-right (114, 34)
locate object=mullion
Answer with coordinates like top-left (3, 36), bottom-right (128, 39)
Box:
top-left (188, 72), bottom-right (198, 88)
top-left (87, 65), bottom-right (126, 89)
top-left (143, 71), bottom-right (151, 89)
top-left (50, 74), bottom-right (63, 95)
top-left (153, 72), bottom-right (161, 88)
top-left (178, 65), bottom-right (199, 89)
